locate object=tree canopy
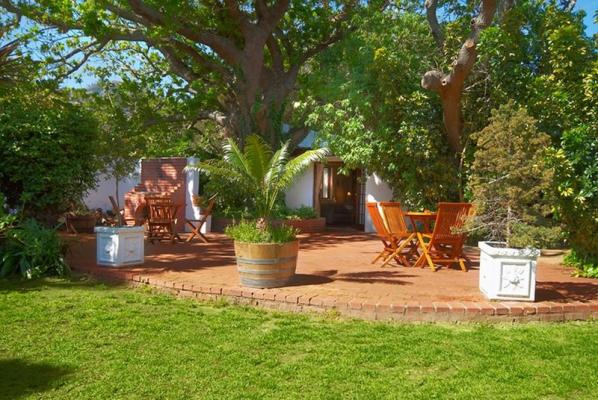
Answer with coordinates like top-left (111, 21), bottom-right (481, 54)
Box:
top-left (0, 0), bottom-right (379, 148)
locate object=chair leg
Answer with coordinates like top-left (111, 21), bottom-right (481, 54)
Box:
top-left (371, 250), bottom-right (387, 264)
top-left (458, 258), bottom-right (468, 272)
top-left (424, 253), bottom-right (436, 271)
top-left (381, 237), bottom-right (412, 268)
top-left (416, 233), bottom-right (436, 271)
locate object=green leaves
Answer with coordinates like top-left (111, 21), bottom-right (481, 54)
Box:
top-left (548, 124), bottom-right (598, 271)
top-left (469, 102), bottom-right (555, 247)
top-left (0, 85), bottom-right (100, 218)
top-left (0, 218), bottom-right (69, 279)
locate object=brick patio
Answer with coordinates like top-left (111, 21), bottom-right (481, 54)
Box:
top-left (66, 230), bottom-right (598, 322)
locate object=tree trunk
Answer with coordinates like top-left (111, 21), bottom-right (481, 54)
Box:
top-left (422, 0), bottom-right (499, 154)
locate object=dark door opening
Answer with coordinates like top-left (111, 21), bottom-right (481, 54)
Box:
top-left (315, 161), bottom-right (364, 229)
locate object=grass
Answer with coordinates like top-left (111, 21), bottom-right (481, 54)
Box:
top-left (0, 277), bottom-right (597, 400)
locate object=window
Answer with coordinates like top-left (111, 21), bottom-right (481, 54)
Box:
top-left (322, 167), bottom-right (330, 199)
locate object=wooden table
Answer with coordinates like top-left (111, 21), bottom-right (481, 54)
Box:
top-left (405, 211), bottom-right (437, 235)
top-left (405, 211), bottom-right (437, 269)
top-left (147, 202), bottom-right (182, 243)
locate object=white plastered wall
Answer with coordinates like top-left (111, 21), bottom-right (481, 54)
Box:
top-left (284, 164), bottom-right (315, 209)
top-left (364, 172), bottom-right (394, 233)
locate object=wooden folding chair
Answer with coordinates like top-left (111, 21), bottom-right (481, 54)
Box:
top-left (367, 202), bottom-right (404, 267)
top-left (414, 202), bottom-right (473, 272)
top-left (186, 194), bottom-right (217, 243)
top-left (379, 202), bottom-right (417, 267)
top-left (108, 196), bottom-right (126, 227)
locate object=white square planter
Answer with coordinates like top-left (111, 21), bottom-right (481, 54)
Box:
top-left (478, 241), bottom-right (540, 302)
top-left (95, 226), bottom-right (145, 267)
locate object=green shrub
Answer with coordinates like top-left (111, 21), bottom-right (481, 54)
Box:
top-left (548, 125), bottom-right (597, 276)
top-left (468, 102), bottom-right (556, 248)
top-left (509, 224), bottom-right (566, 250)
top-left (284, 206), bottom-right (318, 220)
top-left (225, 221), bottom-right (297, 244)
top-left (0, 86), bottom-right (99, 221)
top-left (0, 219), bottom-right (69, 279)
top-left (564, 250), bottom-right (598, 279)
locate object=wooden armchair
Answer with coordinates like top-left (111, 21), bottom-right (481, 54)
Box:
top-left (146, 196), bottom-right (180, 243)
top-left (414, 202), bottom-right (473, 271)
top-left (108, 196), bottom-right (126, 226)
top-left (379, 202), bottom-right (417, 267)
top-left (367, 202), bottom-right (411, 267)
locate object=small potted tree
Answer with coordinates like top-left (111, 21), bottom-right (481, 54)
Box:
top-left (188, 135), bottom-right (327, 288)
top-left (469, 103), bottom-right (554, 301)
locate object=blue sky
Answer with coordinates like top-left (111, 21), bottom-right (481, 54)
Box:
top-left (51, 2), bottom-right (595, 88)
top-left (577, 0), bottom-right (597, 35)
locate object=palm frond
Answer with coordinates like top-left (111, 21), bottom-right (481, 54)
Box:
top-left (278, 148), bottom-right (329, 190)
top-left (244, 135), bottom-right (272, 183)
top-left (222, 139), bottom-right (256, 185)
top-left (185, 159), bottom-right (244, 183)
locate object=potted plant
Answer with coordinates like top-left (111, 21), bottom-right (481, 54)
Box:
top-left (468, 103), bottom-right (553, 302)
top-left (188, 135), bottom-right (328, 288)
top-left (65, 202), bottom-right (98, 234)
top-left (94, 203), bottom-right (144, 268)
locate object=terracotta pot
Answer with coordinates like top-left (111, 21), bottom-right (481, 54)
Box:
top-left (66, 214), bottom-right (97, 233)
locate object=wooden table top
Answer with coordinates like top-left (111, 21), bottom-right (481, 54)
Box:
top-left (405, 211), bottom-right (437, 217)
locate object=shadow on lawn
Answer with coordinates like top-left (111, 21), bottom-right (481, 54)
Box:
top-left (0, 359), bottom-right (72, 400)
top-left (0, 275), bottom-right (125, 293)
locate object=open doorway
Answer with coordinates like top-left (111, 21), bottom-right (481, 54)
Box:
top-left (314, 160), bottom-right (365, 229)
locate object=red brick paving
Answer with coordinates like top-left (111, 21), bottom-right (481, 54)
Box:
top-left (65, 230), bottom-right (598, 322)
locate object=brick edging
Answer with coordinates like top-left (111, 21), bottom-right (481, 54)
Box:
top-left (78, 267), bottom-right (598, 323)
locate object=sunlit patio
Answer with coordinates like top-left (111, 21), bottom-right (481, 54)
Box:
top-left (67, 230), bottom-right (598, 322)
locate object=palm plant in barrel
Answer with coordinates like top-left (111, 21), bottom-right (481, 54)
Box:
top-left (188, 135), bottom-right (328, 288)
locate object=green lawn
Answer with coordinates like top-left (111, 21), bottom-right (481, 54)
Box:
top-left (0, 278), bottom-right (596, 400)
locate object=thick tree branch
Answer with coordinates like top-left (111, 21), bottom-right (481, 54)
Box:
top-left (425, 0), bottom-right (444, 50)
top-left (421, 0), bottom-right (498, 153)
top-left (127, 0), bottom-right (243, 65)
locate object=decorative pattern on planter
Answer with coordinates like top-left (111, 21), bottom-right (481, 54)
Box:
top-left (479, 241), bottom-right (540, 302)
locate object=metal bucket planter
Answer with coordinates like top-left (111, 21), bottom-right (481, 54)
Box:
top-left (234, 241), bottom-right (299, 288)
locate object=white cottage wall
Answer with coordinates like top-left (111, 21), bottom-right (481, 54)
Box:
top-left (364, 173), bottom-right (394, 233)
top-left (84, 165), bottom-right (141, 211)
top-left (284, 165), bottom-right (315, 209)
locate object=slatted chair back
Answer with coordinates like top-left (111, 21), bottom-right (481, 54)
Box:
top-left (367, 202), bottom-right (391, 240)
top-left (430, 202), bottom-right (472, 248)
top-left (379, 202), bottom-right (409, 236)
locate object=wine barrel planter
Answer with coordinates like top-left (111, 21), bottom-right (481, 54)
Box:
top-left (234, 240), bottom-right (299, 288)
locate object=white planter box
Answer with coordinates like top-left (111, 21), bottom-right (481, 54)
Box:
top-left (95, 226), bottom-right (145, 267)
top-left (478, 241), bottom-right (540, 302)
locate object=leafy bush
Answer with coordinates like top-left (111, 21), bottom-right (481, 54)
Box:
top-left (509, 224), bottom-right (565, 250)
top-left (0, 86), bottom-right (99, 221)
top-left (225, 221), bottom-right (297, 244)
top-left (284, 206), bottom-right (318, 220)
top-left (564, 250), bottom-right (598, 279)
top-left (0, 219), bottom-right (69, 279)
top-left (548, 125), bottom-right (597, 277)
top-left (468, 102), bottom-right (556, 248)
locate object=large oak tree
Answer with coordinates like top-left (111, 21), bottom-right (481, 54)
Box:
top-left (0, 0), bottom-right (367, 147)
